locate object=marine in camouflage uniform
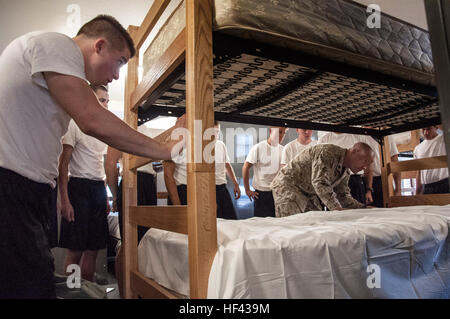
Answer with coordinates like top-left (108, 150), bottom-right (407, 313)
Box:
top-left (271, 144), bottom-right (365, 217)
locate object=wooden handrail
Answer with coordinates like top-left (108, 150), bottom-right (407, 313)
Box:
top-left (129, 205), bottom-right (188, 234)
top-left (133, 0), bottom-right (171, 50)
top-left (388, 156), bottom-right (448, 173)
top-left (130, 28), bottom-right (186, 112)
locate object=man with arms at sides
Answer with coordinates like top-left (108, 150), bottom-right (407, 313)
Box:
top-left (0, 15), bottom-right (185, 298)
top-left (164, 122), bottom-right (241, 219)
top-left (271, 143), bottom-right (375, 217)
top-left (242, 127), bottom-right (287, 217)
top-left (281, 128), bottom-right (317, 167)
top-left (414, 126), bottom-right (449, 194)
top-left (58, 85), bottom-right (111, 282)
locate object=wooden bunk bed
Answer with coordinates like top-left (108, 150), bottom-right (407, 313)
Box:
top-left (120, 0), bottom-right (450, 299)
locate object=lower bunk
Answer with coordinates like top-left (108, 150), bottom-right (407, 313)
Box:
top-left (135, 204), bottom-right (450, 299)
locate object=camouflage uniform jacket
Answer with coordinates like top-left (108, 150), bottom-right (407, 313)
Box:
top-left (271, 144), bottom-right (365, 216)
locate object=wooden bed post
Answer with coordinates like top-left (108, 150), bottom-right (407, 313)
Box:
top-left (185, 0), bottom-right (217, 299)
top-left (380, 136), bottom-right (393, 207)
top-left (122, 25), bottom-right (140, 299)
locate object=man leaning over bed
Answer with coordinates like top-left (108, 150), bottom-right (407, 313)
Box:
top-left (271, 142), bottom-right (375, 217)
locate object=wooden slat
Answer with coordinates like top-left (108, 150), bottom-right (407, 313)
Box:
top-left (389, 156), bottom-right (448, 173)
top-left (157, 192), bottom-right (169, 199)
top-left (133, 0), bottom-right (171, 50)
top-left (389, 194), bottom-right (450, 207)
top-left (186, 0), bottom-right (217, 300)
top-left (130, 28), bottom-right (186, 112)
top-left (122, 25), bottom-right (140, 299)
top-left (130, 270), bottom-right (181, 299)
top-left (129, 205), bottom-right (188, 234)
top-left (401, 171), bottom-right (418, 179)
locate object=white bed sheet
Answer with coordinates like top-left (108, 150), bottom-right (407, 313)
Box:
top-left (138, 205), bottom-right (450, 298)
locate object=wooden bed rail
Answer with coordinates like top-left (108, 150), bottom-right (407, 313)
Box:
top-left (388, 155), bottom-right (448, 173)
top-left (130, 28), bottom-right (186, 112)
top-left (133, 0), bottom-right (171, 51)
top-left (129, 205), bottom-right (188, 234)
top-left (389, 193), bottom-right (450, 207)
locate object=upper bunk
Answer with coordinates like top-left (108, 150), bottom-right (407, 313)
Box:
top-left (134, 0), bottom-right (439, 140)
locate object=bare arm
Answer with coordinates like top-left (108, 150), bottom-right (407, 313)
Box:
top-left (242, 161), bottom-right (258, 201)
top-left (364, 165), bottom-right (374, 205)
top-left (225, 162), bottom-right (241, 200)
top-left (105, 146), bottom-right (122, 210)
top-left (44, 72), bottom-right (184, 160)
top-left (163, 160), bottom-right (181, 205)
top-left (415, 170), bottom-right (423, 195)
top-left (58, 144), bottom-right (75, 222)
top-left (391, 155), bottom-right (402, 196)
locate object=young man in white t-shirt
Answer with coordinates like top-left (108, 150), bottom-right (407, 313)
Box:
top-left (414, 126), bottom-right (449, 194)
top-left (242, 127), bottom-right (287, 217)
top-left (164, 122), bottom-right (241, 219)
top-left (0, 15), bottom-right (185, 298)
top-left (281, 129), bottom-right (317, 166)
top-left (58, 85), bottom-right (110, 282)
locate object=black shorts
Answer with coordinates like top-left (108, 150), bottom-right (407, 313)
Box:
top-left (59, 177), bottom-right (108, 251)
top-left (216, 184), bottom-right (237, 220)
top-left (0, 167), bottom-right (56, 299)
top-left (117, 172), bottom-right (157, 243)
top-left (424, 178), bottom-right (450, 194)
top-left (348, 174), bottom-right (366, 205)
top-left (372, 176), bottom-right (384, 208)
top-left (254, 190), bottom-right (275, 217)
top-left (167, 184), bottom-right (188, 206)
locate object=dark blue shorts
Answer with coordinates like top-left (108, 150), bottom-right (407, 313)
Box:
top-left (59, 177), bottom-right (108, 251)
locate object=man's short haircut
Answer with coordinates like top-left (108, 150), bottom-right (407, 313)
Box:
top-left (77, 15), bottom-right (136, 58)
top-left (353, 142), bottom-right (375, 157)
top-left (90, 84), bottom-right (108, 93)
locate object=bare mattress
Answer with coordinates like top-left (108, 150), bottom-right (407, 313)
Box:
top-left (141, 0), bottom-right (438, 134)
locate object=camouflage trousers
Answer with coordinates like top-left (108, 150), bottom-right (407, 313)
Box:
top-left (272, 185), bottom-right (323, 217)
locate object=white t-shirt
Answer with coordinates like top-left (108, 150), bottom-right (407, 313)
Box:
top-left (137, 125), bottom-right (157, 175)
top-left (0, 32), bottom-right (86, 188)
top-left (245, 140), bottom-right (284, 191)
top-left (62, 120), bottom-right (107, 181)
top-left (171, 140), bottom-right (231, 186)
top-left (215, 140), bottom-right (231, 185)
top-left (413, 134), bottom-right (449, 184)
top-left (281, 139), bottom-right (317, 165)
top-left (318, 132), bottom-right (398, 176)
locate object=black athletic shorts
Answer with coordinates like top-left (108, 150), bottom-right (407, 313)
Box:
top-left (117, 172), bottom-right (157, 243)
top-left (59, 177), bottom-right (108, 251)
top-left (424, 178), bottom-right (450, 194)
top-left (216, 184), bottom-right (238, 220)
top-left (254, 190), bottom-right (276, 217)
top-left (0, 167), bottom-right (56, 299)
top-left (348, 174), bottom-right (366, 205)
